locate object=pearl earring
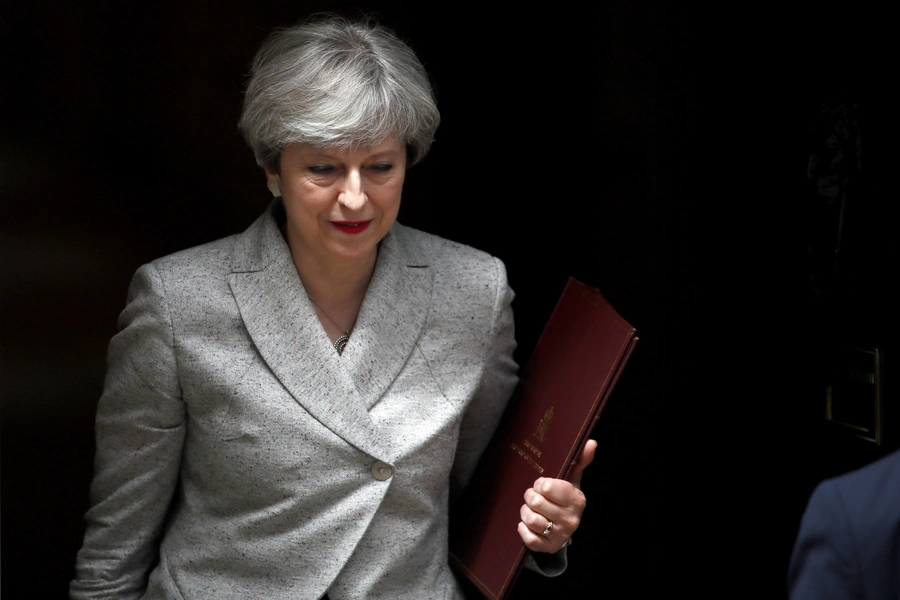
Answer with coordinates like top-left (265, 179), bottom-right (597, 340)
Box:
top-left (267, 179), bottom-right (281, 197)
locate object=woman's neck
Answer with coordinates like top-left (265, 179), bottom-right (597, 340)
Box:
top-left (291, 247), bottom-right (377, 338)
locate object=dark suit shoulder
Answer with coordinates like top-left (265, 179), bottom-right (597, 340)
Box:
top-left (835, 448), bottom-right (900, 491)
top-left (827, 450), bottom-right (900, 542)
top-left (789, 452), bottom-right (900, 599)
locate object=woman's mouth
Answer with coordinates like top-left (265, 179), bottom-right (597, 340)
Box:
top-left (331, 220), bottom-right (372, 234)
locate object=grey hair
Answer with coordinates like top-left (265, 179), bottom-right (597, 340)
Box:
top-left (238, 15), bottom-right (441, 171)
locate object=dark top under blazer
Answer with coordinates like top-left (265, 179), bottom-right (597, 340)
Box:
top-left (788, 449), bottom-right (900, 600)
top-left (71, 201), bottom-right (520, 599)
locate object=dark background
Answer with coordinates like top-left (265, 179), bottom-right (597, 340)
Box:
top-left (1, 1), bottom-right (888, 598)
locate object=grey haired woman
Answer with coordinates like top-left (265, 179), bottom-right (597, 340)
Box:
top-left (71, 15), bottom-right (596, 599)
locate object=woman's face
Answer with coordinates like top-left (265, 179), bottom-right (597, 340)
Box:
top-left (266, 139), bottom-right (406, 268)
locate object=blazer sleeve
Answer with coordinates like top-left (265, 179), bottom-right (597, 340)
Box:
top-left (445, 258), bottom-right (569, 579)
top-left (71, 263), bottom-right (186, 600)
top-left (787, 479), bottom-right (861, 600)
top-left (448, 257), bottom-right (519, 500)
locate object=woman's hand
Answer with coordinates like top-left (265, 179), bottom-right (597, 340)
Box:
top-left (517, 439), bottom-right (597, 553)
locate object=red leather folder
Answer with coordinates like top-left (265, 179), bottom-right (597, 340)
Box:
top-left (449, 278), bottom-right (638, 599)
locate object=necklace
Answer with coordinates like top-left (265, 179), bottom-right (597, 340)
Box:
top-left (306, 293), bottom-right (352, 355)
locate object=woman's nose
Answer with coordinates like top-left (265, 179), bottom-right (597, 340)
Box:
top-left (338, 170), bottom-right (367, 210)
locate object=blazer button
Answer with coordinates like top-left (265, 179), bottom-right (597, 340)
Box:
top-left (371, 460), bottom-right (393, 481)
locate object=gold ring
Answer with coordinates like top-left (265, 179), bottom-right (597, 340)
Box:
top-left (541, 521), bottom-right (553, 537)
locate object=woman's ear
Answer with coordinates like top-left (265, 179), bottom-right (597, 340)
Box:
top-left (264, 169), bottom-right (281, 197)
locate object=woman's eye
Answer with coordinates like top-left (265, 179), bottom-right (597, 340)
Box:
top-left (308, 165), bottom-right (335, 174)
top-left (370, 163), bottom-right (393, 172)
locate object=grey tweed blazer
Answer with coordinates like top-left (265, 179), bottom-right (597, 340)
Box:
top-left (71, 201), bottom-right (519, 600)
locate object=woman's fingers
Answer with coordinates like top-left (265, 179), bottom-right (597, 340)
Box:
top-left (517, 440), bottom-right (597, 552)
top-left (518, 478), bottom-right (586, 552)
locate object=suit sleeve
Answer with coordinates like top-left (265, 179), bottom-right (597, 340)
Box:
top-left (70, 264), bottom-right (186, 600)
top-left (787, 480), bottom-right (862, 600)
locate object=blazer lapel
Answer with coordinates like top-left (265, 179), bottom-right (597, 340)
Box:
top-left (226, 204), bottom-right (389, 461)
top-left (338, 223), bottom-right (434, 413)
top-left (225, 205), bottom-right (433, 463)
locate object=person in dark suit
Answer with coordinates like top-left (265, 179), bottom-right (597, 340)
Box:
top-left (788, 448), bottom-right (900, 599)
top-left (70, 15), bottom-right (595, 599)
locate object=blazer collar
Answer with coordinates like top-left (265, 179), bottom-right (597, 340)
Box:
top-left (226, 200), bottom-right (434, 462)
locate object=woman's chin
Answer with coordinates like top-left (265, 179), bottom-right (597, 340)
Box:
top-left (324, 239), bottom-right (381, 264)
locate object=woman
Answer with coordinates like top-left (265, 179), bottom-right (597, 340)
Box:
top-left (71, 15), bottom-right (595, 599)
